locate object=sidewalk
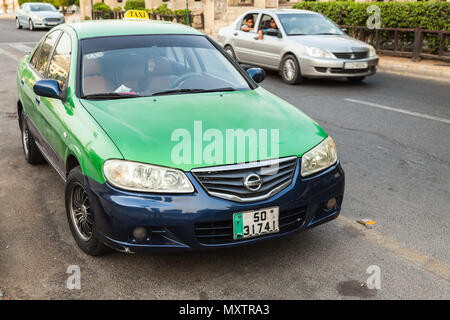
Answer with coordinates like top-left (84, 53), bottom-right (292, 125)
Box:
top-left (0, 12), bottom-right (15, 20)
top-left (378, 55), bottom-right (450, 82)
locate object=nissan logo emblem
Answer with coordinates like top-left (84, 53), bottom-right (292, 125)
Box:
top-left (243, 173), bottom-right (263, 192)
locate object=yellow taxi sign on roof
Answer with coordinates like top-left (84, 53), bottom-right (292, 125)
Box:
top-left (124, 10), bottom-right (149, 21)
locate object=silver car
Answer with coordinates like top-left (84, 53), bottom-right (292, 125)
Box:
top-left (218, 9), bottom-right (378, 84)
top-left (16, 2), bottom-right (65, 31)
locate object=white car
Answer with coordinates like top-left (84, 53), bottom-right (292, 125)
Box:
top-left (16, 2), bottom-right (65, 31)
top-left (218, 9), bottom-right (378, 84)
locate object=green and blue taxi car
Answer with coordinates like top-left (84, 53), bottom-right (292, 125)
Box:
top-left (16, 19), bottom-right (345, 255)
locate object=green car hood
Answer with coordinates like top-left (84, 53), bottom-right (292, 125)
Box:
top-left (80, 88), bottom-right (327, 171)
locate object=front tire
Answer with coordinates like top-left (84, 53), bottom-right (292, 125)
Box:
top-left (28, 19), bottom-right (34, 31)
top-left (280, 54), bottom-right (303, 84)
top-left (224, 45), bottom-right (237, 60)
top-left (20, 114), bottom-right (45, 164)
top-left (65, 166), bottom-right (109, 256)
top-left (16, 18), bottom-right (22, 29)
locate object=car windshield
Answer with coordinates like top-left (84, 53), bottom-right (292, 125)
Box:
top-left (80, 35), bottom-right (251, 98)
top-left (30, 4), bottom-right (57, 12)
top-left (278, 13), bottom-right (343, 36)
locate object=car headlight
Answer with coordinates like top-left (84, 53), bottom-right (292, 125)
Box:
top-left (301, 136), bottom-right (338, 177)
top-left (368, 45), bottom-right (377, 57)
top-left (33, 15), bottom-right (43, 22)
top-left (304, 46), bottom-right (335, 59)
top-left (103, 159), bottom-right (194, 193)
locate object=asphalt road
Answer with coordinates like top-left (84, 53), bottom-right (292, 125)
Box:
top-left (0, 19), bottom-right (449, 300)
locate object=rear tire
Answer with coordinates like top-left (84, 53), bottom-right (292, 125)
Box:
top-left (65, 166), bottom-right (109, 256)
top-left (347, 76), bottom-right (366, 83)
top-left (20, 114), bottom-right (45, 165)
top-left (280, 54), bottom-right (303, 84)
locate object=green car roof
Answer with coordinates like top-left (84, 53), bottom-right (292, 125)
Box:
top-left (67, 20), bottom-right (203, 39)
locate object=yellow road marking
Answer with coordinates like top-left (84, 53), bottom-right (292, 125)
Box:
top-left (339, 216), bottom-right (450, 281)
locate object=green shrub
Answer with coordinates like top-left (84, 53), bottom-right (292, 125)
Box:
top-left (292, 1), bottom-right (449, 31)
top-left (174, 9), bottom-right (192, 25)
top-left (150, 4), bottom-right (173, 16)
top-left (113, 6), bottom-right (123, 12)
top-left (93, 2), bottom-right (111, 18)
top-left (124, 0), bottom-right (146, 11)
top-left (292, 1), bottom-right (449, 54)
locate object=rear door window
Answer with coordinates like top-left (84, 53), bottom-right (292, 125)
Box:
top-left (35, 31), bottom-right (61, 76)
top-left (47, 32), bottom-right (71, 90)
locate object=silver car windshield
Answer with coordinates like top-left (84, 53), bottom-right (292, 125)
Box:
top-left (30, 4), bottom-right (57, 12)
top-left (278, 14), bottom-right (343, 36)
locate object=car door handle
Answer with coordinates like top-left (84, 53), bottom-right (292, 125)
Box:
top-left (233, 32), bottom-right (238, 36)
top-left (35, 97), bottom-right (40, 105)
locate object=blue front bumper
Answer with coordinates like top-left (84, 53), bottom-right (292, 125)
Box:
top-left (85, 159), bottom-right (345, 253)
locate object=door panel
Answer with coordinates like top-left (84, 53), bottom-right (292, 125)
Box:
top-left (232, 13), bottom-right (260, 64)
top-left (252, 14), bottom-right (283, 69)
top-left (38, 32), bottom-right (72, 173)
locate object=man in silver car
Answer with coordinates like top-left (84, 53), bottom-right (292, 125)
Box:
top-left (218, 9), bottom-right (378, 84)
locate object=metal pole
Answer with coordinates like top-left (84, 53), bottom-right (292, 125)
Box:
top-left (185, 0), bottom-right (189, 26)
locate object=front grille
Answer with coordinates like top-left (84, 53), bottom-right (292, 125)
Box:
top-left (44, 18), bottom-right (60, 22)
top-left (191, 157), bottom-right (297, 202)
top-left (195, 206), bottom-right (307, 245)
top-left (333, 52), bottom-right (368, 60)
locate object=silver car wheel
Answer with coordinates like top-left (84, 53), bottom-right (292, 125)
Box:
top-left (28, 19), bottom-right (33, 31)
top-left (283, 59), bottom-right (296, 81)
top-left (70, 183), bottom-right (94, 242)
top-left (16, 18), bottom-right (20, 29)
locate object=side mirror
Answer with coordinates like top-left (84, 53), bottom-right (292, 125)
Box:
top-left (33, 79), bottom-right (61, 99)
top-left (266, 29), bottom-right (282, 38)
top-left (340, 28), bottom-right (347, 33)
top-left (247, 67), bottom-right (265, 83)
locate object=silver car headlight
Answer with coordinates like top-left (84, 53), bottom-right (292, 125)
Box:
top-left (368, 45), bottom-right (377, 57)
top-left (301, 137), bottom-right (338, 177)
top-left (305, 46), bottom-right (335, 59)
top-left (103, 159), bottom-right (194, 193)
top-left (33, 15), bottom-right (43, 22)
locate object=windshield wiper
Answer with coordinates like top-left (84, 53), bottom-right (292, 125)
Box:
top-left (81, 92), bottom-right (142, 100)
top-left (312, 33), bottom-right (339, 35)
top-left (151, 87), bottom-right (236, 97)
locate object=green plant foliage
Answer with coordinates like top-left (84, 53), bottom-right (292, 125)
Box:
top-left (174, 9), bottom-right (192, 25)
top-left (124, 0), bottom-right (146, 11)
top-left (150, 4), bottom-right (173, 16)
top-left (292, 1), bottom-right (449, 31)
top-left (292, 1), bottom-right (449, 54)
top-left (93, 2), bottom-right (111, 19)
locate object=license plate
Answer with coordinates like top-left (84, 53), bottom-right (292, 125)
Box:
top-left (344, 62), bottom-right (368, 69)
top-left (233, 207), bottom-right (279, 240)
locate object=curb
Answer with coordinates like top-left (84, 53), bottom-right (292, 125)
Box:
top-left (378, 60), bottom-right (450, 83)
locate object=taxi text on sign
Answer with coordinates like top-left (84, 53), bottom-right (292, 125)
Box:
top-left (124, 10), bottom-right (150, 20)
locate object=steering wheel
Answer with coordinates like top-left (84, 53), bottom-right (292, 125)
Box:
top-left (169, 72), bottom-right (203, 89)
